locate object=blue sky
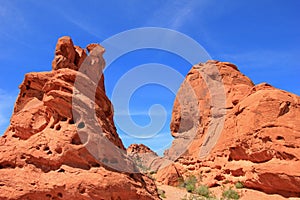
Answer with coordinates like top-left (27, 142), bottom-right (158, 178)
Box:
top-left (0, 0), bottom-right (299, 154)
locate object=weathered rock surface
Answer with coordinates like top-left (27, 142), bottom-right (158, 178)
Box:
top-left (159, 61), bottom-right (300, 198)
top-left (127, 144), bottom-right (163, 173)
top-left (0, 36), bottom-right (159, 200)
top-left (155, 163), bottom-right (185, 187)
top-left (127, 144), bottom-right (157, 155)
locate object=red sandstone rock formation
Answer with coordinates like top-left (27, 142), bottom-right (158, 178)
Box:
top-left (127, 144), bottom-right (162, 173)
top-left (0, 36), bottom-right (159, 200)
top-left (159, 61), bottom-right (300, 198)
top-left (127, 144), bottom-right (157, 155)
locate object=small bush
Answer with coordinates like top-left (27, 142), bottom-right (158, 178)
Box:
top-left (186, 183), bottom-right (196, 193)
top-left (149, 171), bottom-right (156, 175)
top-left (158, 189), bottom-right (166, 198)
top-left (160, 192), bottom-right (166, 199)
top-left (185, 175), bottom-right (197, 186)
top-left (195, 185), bottom-right (217, 199)
top-left (222, 188), bottom-right (240, 200)
top-left (181, 194), bottom-right (203, 200)
top-left (180, 175), bottom-right (198, 192)
top-left (235, 182), bottom-right (244, 189)
top-left (181, 194), bottom-right (218, 200)
top-left (178, 177), bottom-right (185, 188)
top-left (195, 185), bottom-right (210, 197)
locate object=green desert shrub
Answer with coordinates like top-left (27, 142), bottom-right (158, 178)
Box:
top-left (184, 175), bottom-right (197, 192)
top-left (178, 175), bottom-right (198, 192)
top-left (181, 194), bottom-right (203, 200)
top-left (234, 182), bottom-right (244, 189)
top-left (186, 183), bottom-right (196, 193)
top-left (195, 185), bottom-right (210, 197)
top-left (158, 189), bottom-right (166, 198)
top-left (222, 188), bottom-right (240, 200)
top-left (181, 194), bottom-right (218, 200)
top-left (195, 185), bottom-right (217, 199)
top-left (178, 177), bottom-right (185, 188)
top-left (149, 170), bottom-right (156, 175)
top-left (185, 175), bottom-right (197, 186)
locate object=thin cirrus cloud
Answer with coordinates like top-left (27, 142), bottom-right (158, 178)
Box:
top-left (0, 2), bottom-right (45, 54)
top-left (146, 1), bottom-right (204, 29)
top-left (54, 0), bottom-right (208, 38)
top-left (220, 49), bottom-right (300, 67)
top-left (0, 2), bottom-right (29, 45)
top-left (43, 1), bottom-right (114, 40)
top-left (59, 11), bottom-right (104, 40)
top-left (168, 1), bottom-right (214, 30)
top-left (219, 49), bottom-right (300, 95)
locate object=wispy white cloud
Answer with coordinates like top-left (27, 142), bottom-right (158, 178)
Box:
top-left (219, 49), bottom-right (300, 95)
top-left (0, 2), bottom-right (26, 31)
top-left (61, 13), bottom-right (103, 39)
top-left (169, 1), bottom-right (204, 29)
top-left (41, 1), bottom-right (106, 40)
top-left (220, 49), bottom-right (300, 69)
top-left (0, 2), bottom-right (32, 48)
top-left (145, 0), bottom-right (213, 30)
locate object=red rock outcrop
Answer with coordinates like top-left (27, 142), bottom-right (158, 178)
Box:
top-left (127, 144), bottom-right (157, 155)
top-left (159, 61), bottom-right (300, 197)
top-left (126, 144), bottom-right (162, 173)
top-left (155, 163), bottom-right (185, 187)
top-left (126, 144), bottom-right (185, 187)
top-left (0, 36), bottom-right (159, 200)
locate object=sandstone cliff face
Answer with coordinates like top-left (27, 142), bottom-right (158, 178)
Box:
top-left (127, 144), bottom-right (157, 155)
top-left (159, 61), bottom-right (300, 197)
top-left (127, 144), bottom-right (159, 172)
top-left (0, 36), bottom-right (159, 200)
top-left (126, 144), bottom-right (172, 175)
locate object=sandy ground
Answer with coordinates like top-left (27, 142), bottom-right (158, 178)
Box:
top-left (156, 183), bottom-right (300, 200)
top-left (157, 184), bottom-right (187, 200)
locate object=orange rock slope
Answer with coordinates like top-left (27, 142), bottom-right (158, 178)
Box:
top-left (160, 61), bottom-right (300, 198)
top-left (0, 36), bottom-right (159, 200)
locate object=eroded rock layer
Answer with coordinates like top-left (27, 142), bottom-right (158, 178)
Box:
top-left (159, 61), bottom-right (300, 198)
top-left (0, 36), bottom-right (159, 200)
